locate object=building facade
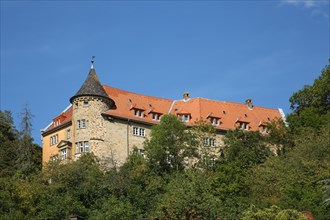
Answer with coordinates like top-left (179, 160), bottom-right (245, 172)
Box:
top-left (41, 65), bottom-right (285, 167)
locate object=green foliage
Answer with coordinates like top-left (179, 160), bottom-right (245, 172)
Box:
top-left (155, 170), bottom-right (220, 220)
top-left (288, 61), bottom-right (330, 133)
top-left (144, 114), bottom-right (197, 174)
top-left (241, 205), bottom-right (308, 220)
top-left (223, 129), bottom-right (272, 168)
top-left (289, 61), bottom-right (330, 114)
top-left (0, 109), bottom-right (41, 178)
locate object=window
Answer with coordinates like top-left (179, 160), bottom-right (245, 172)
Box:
top-left (210, 117), bottom-right (220, 126)
top-left (84, 141), bottom-right (89, 152)
top-left (134, 109), bottom-right (143, 118)
top-left (244, 114), bottom-right (248, 118)
top-left (51, 155), bottom-right (58, 162)
top-left (178, 114), bottom-right (189, 122)
top-left (239, 122), bottom-right (249, 130)
top-left (260, 126), bottom-right (269, 134)
top-left (75, 141), bottom-right (89, 154)
top-left (139, 128), bottom-right (145, 137)
top-left (80, 142), bottom-right (84, 153)
top-left (61, 149), bottom-right (67, 160)
top-left (138, 149), bottom-right (145, 157)
top-left (133, 127), bottom-right (139, 136)
top-left (83, 101), bottom-right (89, 107)
top-left (210, 138), bottom-right (216, 147)
top-left (133, 127), bottom-right (145, 137)
top-left (152, 113), bottom-right (161, 121)
top-left (77, 119), bottom-right (86, 129)
top-left (67, 129), bottom-right (71, 140)
top-left (75, 103), bottom-right (78, 109)
top-left (204, 138), bottom-right (216, 147)
top-left (50, 134), bottom-right (58, 146)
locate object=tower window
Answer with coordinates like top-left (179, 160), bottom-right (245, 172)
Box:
top-left (75, 103), bottom-right (78, 109)
top-left (75, 141), bottom-right (89, 154)
top-left (77, 119), bottom-right (86, 129)
top-left (83, 101), bottom-right (89, 107)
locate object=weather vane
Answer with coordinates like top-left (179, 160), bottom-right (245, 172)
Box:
top-left (91, 56), bottom-right (95, 69)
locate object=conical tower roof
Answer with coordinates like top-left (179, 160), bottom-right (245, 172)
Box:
top-left (70, 67), bottom-right (113, 104)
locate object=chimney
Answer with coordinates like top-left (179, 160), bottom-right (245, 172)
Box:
top-left (183, 92), bottom-right (190, 101)
top-left (246, 98), bottom-right (253, 110)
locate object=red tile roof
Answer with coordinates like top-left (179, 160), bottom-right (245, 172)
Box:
top-left (45, 85), bottom-right (283, 133)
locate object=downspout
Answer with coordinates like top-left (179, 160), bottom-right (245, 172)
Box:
top-left (126, 118), bottom-right (130, 159)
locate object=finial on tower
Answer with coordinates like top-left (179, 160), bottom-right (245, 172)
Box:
top-left (91, 56), bottom-right (95, 69)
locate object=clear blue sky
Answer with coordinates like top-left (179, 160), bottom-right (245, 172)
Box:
top-left (1, 0), bottom-right (329, 145)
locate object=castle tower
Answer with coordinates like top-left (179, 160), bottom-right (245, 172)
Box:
top-left (70, 63), bottom-right (115, 161)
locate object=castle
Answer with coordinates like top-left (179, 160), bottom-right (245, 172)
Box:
top-left (41, 64), bottom-right (285, 167)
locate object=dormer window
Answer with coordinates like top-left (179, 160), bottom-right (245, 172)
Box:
top-left (239, 122), bottom-right (249, 130)
top-left (134, 109), bottom-right (144, 118)
top-left (178, 114), bottom-right (190, 122)
top-left (210, 117), bottom-right (220, 126)
top-left (152, 113), bottom-right (161, 121)
top-left (259, 125), bottom-right (269, 134)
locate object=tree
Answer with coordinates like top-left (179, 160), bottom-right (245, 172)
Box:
top-left (241, 205), bottom-right (308, 220)
top-left (16, 105), bottom-right (41, 177)
top-left (287, 61), bottom-right (330, 132)
top-left (144, 114), bottom-right (197, 174)
top-left (289, 61), bottom-right (330, 114)
top-left (0, 111), bottom-right (19, 177)
top-left (222, 129), bottom-right (272, 168)
top-left (155, 170), bottom-right (220, 220)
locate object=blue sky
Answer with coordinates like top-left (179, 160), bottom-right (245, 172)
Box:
top-left (1, 0), bottom-right (329, 145)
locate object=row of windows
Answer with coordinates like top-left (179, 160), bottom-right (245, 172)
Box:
top-left (74, 101), bottom-right (89, 109)
top-left (75, 141), bottom-right (89, 154)
top-left (50, 134), bottom-right (58, 146)
top-left (133, 127), bottom-right (145, 137)
top-left (134, 109), bottom-right (162, 121)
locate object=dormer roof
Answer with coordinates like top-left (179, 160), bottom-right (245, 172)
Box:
top-left (70, 68), bottom-right (113, 104)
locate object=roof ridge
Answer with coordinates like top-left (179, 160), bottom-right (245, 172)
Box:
top-left (103, 85), bottom-right (173, 101)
